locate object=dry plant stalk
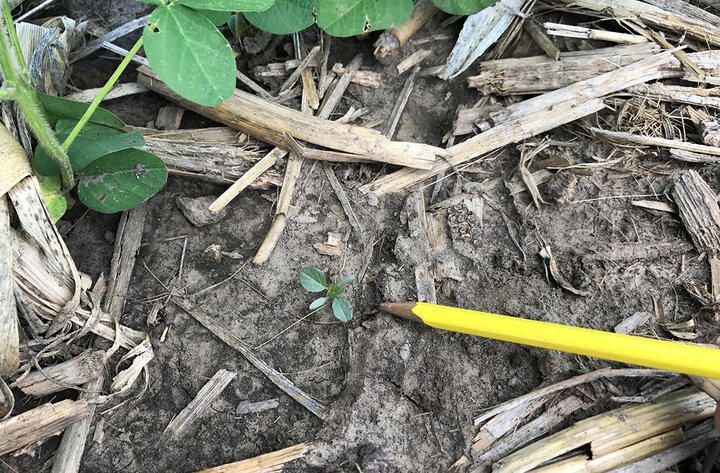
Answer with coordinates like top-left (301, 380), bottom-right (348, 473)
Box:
top-left (360, 50), bottom-right (685, 196)
top-left (374, 0), bottom-right (439, 58)
top-left (195, 443), bottom-right (308, 473)
top-left (0, 399), bottom-right (90, 456)
top-left (161, 369), bottom-right (237, 443)
top-left (136, 66), bottom-right (440, 170)
top-left (10, 349), bottom-right (104, 397)
top-left (0, 194), bottom-right (17, 374)
top-left (560, 0), bottom-right (720, 46)
top-left (543, 22), bottom-right (648, 44)
top-left (493, 388), bottom-right (715, 473)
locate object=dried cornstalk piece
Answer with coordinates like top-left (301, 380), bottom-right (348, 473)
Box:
top-left (543, 22), bottom-right (648, 44)
top-left (0, 195), bottom-right (17, 375)
top-left (161, 369), bottom-right (237, 443)
top-left (672, 170), bottom-right (720, 302)
top-left (194, 443), bottom-right (308, 473)
top-left (493, 388), bottom-right (715, 473)
top-left (374, 0), bottom-right (439, 58)
top-left (10, 349), bottom-right (104, 396)
top-left (0, 399), bottom-right (91, 456)
top-left (539, 246), bottom-right (589, 297)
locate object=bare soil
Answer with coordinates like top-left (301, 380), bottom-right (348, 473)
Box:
top-left (3, 1), bottom-right (719, 472)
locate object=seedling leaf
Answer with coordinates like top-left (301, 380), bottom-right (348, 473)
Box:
top-left (336, 274), bottom-right (355, 287)
top-left (77, 148), bottom-right (168, 213)
top-left (299, 267), bottom-right (327, 292)
top-left (244, 0), bottom-right (316, 34)
top-left (327, 283), bottom-right (345, 298)
top-left (332, 296), bottom-right (353, 322)
top-left (309, 297), bottom-right (327, 310)
top-left (431, 0), bottom-right (498, 15)
top-left (143, 4), bottom-right (236, 106)
top-left (196, 9), bottom-right (232, 26)
top-left (37, 174), bottom-right (67, 222)
top-left (177, 0), bottom-right (276, 12)
top-left (36, 93), bottom-right (125, 129)
top-left (315, 0), bottom-right (413, 37)
top-left (34, 120), bottom-right (145, 175)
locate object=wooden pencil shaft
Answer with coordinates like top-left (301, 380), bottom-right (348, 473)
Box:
top-left (381, 302), bottom-right (720, 378)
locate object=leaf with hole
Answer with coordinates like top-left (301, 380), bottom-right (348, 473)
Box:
top-left (332, 296), bottom-right (352, 322)
top-left (77, 148), bottom-right (168, 213)
top-left (244, 0), bottom-right (316, 34)
top-left (37, 174), bottom-right (67, 222)
top-left (37, 93), bottom-right (125, 129)
top-left (195, 8), bottom-right (232, 26)
top-left (34, 120), bottom-right (145, 176)
top-left (177, 0), bottom-right (277, 12)
top-left (431, 0), bottom-right (498, 15)
top-left (309, 297), bottom-right (327, 310)
top-left (143, 4), bottom-right (236, 106)
top-left (315, 0), bottom-right (413, 37)
top-left (336, 274), bottom-right (355, 287)
top-left (299, 267), bottom-right (327, 292)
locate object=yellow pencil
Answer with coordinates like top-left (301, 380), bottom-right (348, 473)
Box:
top-left (378, 302), bottom-right (720, 379)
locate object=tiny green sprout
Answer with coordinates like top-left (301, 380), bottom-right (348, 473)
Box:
top-left (299, 267), bottom-right (355, 322)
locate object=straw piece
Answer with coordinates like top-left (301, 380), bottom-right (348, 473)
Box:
top-left (493, 388), bottom-right (715, 473)
top-left (137, 65), bottom-right (439, 170)
top-left (194, 443), bottom-right (308, 473)
top-left (161, 369), bottom-right (237, 443)
top-left (374, 0), bottom-right (439, 58)
top-left (0, 195), bottom-right (18, 375)
top-left (172, 297), bottom-right (328, 421)
top-left (0, 399), bottom-right (90, 456)
top-left (10, 349), bottom-right (104, 397)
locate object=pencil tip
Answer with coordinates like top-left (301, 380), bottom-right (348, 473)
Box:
top-left (372, 302), bottom-right (381, 309)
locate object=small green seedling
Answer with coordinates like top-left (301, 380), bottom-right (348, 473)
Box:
top-left (299, 267), bottom-right (354, 322)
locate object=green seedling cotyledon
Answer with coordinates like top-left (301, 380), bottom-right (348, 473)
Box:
top-left (299, 267), bottom-right (355, 322)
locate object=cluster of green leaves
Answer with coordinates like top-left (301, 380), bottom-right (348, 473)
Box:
top-left (299, 267), bottom-right (354, 322)
top-left (136, 0), bottom-right (498, 107)
top-left (32, 94), bottom-right (167, 219)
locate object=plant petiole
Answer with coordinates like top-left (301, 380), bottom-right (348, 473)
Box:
top-left (62, 35), bottom-right (145, 151)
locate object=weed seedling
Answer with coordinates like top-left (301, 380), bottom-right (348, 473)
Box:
top-left (299, 267), bottom-right (354, 322)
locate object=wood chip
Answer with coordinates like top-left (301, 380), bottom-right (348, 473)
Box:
top-left (396, 49), bottom-right (432, 75)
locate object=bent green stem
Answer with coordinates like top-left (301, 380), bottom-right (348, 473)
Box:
top-left (62, 36), bottom-right (144, 150)
top-left (0, 0), bottom-right (74, 190)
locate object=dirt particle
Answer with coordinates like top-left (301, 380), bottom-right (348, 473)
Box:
top-left (134, 163), bottom-right (149, 178)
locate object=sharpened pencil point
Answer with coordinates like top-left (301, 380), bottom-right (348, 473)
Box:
top-left (372, 302), bottom-right (380, 309)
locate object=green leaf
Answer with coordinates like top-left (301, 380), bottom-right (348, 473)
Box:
top-left (309, 297), bottom-right (327, 310)
top-left (431, 0), bottom-right (498, 15)
top-left (332, 296), bottom-right (353, 322)
top-left (244, 0), bottom-right (316, 34)
top-left (34, 120), bottom-right (145, 176)
top-left (37, 93), bottom-right (125, 129)
top-left (299, 267), bottom-right (327, 292)
top-left (315, 0), bottom-right (413, 37)
top-left (143, 4), bottom-right (236, 106)
top-left (176, 0), bottom-right (276, 12)
top-left (36, 174), bottom-right (67, 222)
top-left (336, 274), bottom-right (355, 287)
top-left (77, 148), bottom-right (168, 213)
top-left (195, 8), bottom-right (232, 26)
top-left (327, 283), bottom-right (344, 298)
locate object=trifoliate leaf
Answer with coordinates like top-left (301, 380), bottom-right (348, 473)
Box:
top-left (336, 274), bottom-right (355, 287)
top-left (143, 4), bottom-right (236, 106)
top-left (36, 174), bottom-right (67, 222)
top-left (431, 0), bottom-right (498, 15)
top-left (244, 0), bottom-right (316, 34)
top-left (177, 0), bottom-right (276, 12)
top-left (37, 93), bottom-right (125, 129)
top-left (195, 8), bottom-right (232, 26)
top-left (315, 0), bottom-right (413, 37)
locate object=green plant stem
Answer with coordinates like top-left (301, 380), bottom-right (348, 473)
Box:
top-left (62, 36), bottom-right (144, 150)
top-left (0, 0), bottom-right (74, 190)
top-left (0, 86), bottom-right (16, 98)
